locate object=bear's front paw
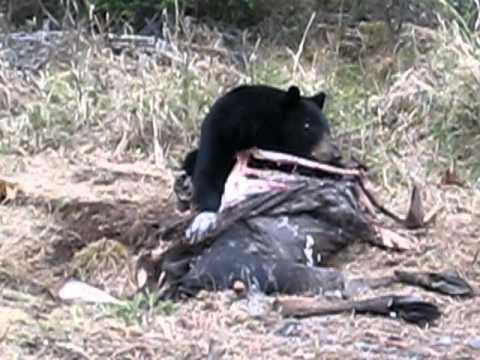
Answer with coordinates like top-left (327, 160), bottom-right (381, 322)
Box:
top-left (185, 211), bottom-right (218, 244)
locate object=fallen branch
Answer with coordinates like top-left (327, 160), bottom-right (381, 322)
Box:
top-left (274, 295), bottom-right (441, 326)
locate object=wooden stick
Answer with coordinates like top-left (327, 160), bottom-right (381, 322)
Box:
top-left (274, 294), bottom-right (441, 325)
top-left (249, 148), bottom-right (362, 177)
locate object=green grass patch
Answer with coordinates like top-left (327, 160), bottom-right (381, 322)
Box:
top-left (103, 292), bottom-right (179, 326)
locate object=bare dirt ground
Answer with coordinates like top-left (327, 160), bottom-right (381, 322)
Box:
top-left (1, 2), bottom-right (480, 356)
top-left (0, 147), bottom-right (479, 360)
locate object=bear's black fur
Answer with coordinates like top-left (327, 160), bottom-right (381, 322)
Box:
top-left (186, 84), bottom-right (338, 242)
top-left (182, 148), bottom-right (198, 178)
top-left (192, 84), bottom-right (336, 212)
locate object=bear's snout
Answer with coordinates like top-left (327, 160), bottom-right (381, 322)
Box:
top-left (311, 133), bottom-right (342, 164)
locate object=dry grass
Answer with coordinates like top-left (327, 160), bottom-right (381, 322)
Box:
top-left (369, 21), bottom-right (480, 183)
top-left (0, 2), bottom-right (480, 359)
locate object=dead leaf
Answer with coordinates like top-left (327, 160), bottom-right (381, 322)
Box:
top-left (0, 178), bottom-right (20, 203)
top-left (440, 168), bottom-right (464, 187)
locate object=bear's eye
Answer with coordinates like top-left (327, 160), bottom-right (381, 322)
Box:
top-left (304, 122), bottom-right (310, 130)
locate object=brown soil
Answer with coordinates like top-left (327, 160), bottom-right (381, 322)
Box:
top-left (0, 148), bottom-right (479, 359)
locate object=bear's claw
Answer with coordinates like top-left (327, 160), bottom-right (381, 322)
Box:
top-left (185, 211), bottom-right (218, 244)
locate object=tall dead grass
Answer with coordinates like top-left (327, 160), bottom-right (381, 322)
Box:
top-left (0, 24), bottom-right (244, 165)
top-left (371, 17), bottom-right (480, 185)
top-left (0, 2), bottom-right (479, 187)
top-left (0, 14), bottom-right (337, 168)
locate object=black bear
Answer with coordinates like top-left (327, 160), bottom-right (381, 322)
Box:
top-left (186, 84), bottom-right (339, 243)
top-left (181, 148), bottom-right (198, 178)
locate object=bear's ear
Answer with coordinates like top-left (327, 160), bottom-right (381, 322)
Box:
top-left (310, 92), bottom-right (326, 110)
top-left (282, 86), bottom-right (301, 107)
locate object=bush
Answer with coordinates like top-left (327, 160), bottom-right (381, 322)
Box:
top-left (92, 0), bottom-right (277, 28)
top-left (93, 0), bottom-right (184, 21)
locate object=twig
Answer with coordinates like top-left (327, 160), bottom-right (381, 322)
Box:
top-left (38, 0), bottom-right (61, 29)
top-left (55, 343), bottom-right (92, 360)
top-left (112, 343), bottom-right (155, 359)
top-left (250, 148), bottom-right (362, 177)
top-left (357, 178), bottom-right (408, 225)
top-left (293, 12), bottom-right (316, 76)
top-left (471, 248), bottom-right (480, 267)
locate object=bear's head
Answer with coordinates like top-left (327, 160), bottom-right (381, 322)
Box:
top-left (278, 86), bottom-right (340, 164)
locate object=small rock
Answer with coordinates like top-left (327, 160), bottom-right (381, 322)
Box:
top-left (434, 336), bottom-right (454, 347)
top-left (323, 334), bottom-right (337, 345)
top-left (274, 320), bottom-right (302, 337)
top-left (468, 338), bottom-right (480, 350)
top-left (245, 291), bottom-right (272, 319)
top-left (355, 341), bottom-right (378, 353)
top-left (93, 171), bottom-right (116, 185)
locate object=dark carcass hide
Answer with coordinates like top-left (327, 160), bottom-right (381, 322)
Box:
top-left (149, 149), bottom-right (378, 298)
top-left (136, 149), bottom-right (474, 326)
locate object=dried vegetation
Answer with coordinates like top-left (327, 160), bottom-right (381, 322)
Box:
top-left (0, 1), bottom-right (480, 359)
